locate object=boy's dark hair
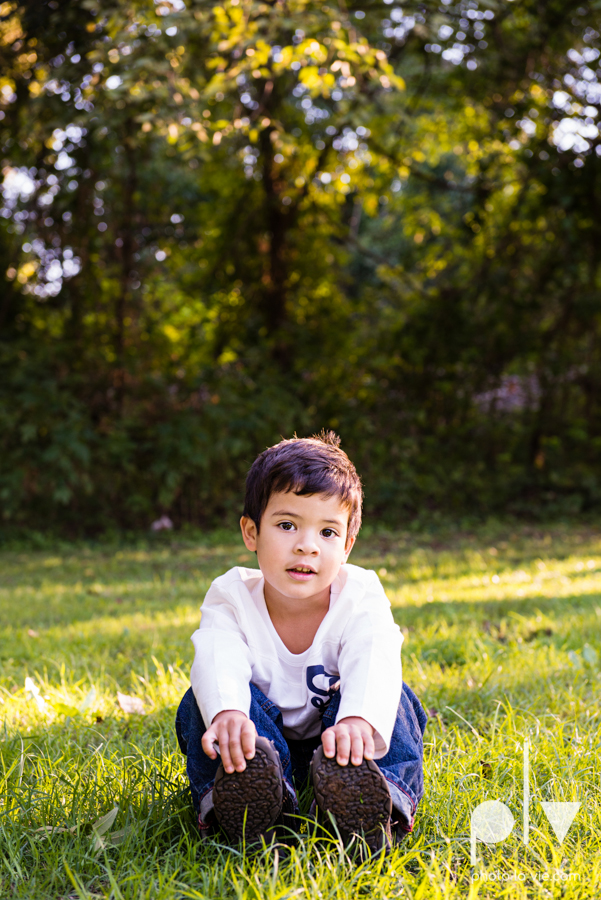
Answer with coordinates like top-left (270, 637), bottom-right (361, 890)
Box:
top-left (243, 431), bottom-right (362, 542)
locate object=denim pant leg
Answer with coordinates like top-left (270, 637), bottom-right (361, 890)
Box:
top-left (175, 685), bottom-right (299, 828)
top-left (320, 682), bottom-right (427, 833)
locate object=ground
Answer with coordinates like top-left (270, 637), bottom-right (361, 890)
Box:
top-left (0, 523), bottom-right (600, 898)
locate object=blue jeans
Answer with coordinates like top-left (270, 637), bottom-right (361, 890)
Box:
top-left (175, 682), bottom-right (427, 833)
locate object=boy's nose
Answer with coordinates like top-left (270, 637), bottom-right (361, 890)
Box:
top-left (294, 533), bottom-right (320, 554)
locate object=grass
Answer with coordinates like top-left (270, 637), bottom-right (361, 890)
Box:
top-left (1, 522), bottom-right (600, 898)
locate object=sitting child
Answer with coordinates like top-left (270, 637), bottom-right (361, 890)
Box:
top-left (176, 431), bottom-right (427, 852)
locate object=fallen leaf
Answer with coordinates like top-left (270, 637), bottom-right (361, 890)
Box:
top-left (107, 826), bottom-right (128, 845)
top-left (92, 806), bottom-right (119, 837)
top-left (25, 676), bottom-right (48, 714)
top-left (35, 824), bottom-right (78, 837)
top-left (27, 629), bottom-right (39, 638)
top-left (117, 692), bottom-right (144, 715)
top-left (91, 806), bottom-right (119, 853)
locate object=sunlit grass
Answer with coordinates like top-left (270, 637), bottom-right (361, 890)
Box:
top-left (1, 523), bottom-right (600, 898)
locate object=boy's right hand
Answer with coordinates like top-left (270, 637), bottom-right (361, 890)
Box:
top-left (201, 710), bottom-right (257, 774)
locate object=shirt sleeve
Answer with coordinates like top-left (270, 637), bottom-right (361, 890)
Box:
top-left (190, 580), bottom-right (253, 728)
top-left (336, 571), bottom-right (403, 758)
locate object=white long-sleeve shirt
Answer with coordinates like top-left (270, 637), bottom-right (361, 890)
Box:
top-left (190, 563), bottom-right (403, 758)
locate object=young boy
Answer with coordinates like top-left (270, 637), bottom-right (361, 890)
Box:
top-left (175, 432), bottom-right (427, 853)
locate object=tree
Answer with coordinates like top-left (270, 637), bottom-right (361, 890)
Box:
top-left (1, 0), bottom-right (600, 529)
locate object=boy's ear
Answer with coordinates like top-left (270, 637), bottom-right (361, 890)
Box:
top-left (343, 534), bottom-right (355, 560)
top-left (240, 516), bottom-right (258, 552)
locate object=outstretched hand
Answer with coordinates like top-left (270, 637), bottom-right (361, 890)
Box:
top-left (201, 709), bottom-right (257, 774)
top-left (321, 716), bottom-right (375, 766)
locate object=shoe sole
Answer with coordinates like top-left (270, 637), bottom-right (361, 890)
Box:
top-left (213, 736), bottom-right (284, 843)
top-left (310, 746), bottom-right (392, 853)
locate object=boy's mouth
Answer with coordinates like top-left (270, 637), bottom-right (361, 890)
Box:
top-left (287, 565), bottom-right (317, 581)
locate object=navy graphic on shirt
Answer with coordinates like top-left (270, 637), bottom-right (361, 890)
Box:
top-left (306, 665), bottom-right (340, 716)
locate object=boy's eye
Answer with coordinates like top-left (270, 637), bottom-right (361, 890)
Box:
top-left (321, 528), bottom-right (338, 538)
top-left (278, 521), bottom-right (295, 531)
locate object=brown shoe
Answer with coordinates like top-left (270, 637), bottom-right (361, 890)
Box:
top-left (213, 736), bottom-right (284, 843)
top-left (310, 746), bottom-right (393, 854)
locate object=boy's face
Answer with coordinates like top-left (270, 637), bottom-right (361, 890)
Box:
top-left (240, 491), bottom-right (355, 605)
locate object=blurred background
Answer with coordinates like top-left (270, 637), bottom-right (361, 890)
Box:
top-left (1, 0), bottom-right (600, 534)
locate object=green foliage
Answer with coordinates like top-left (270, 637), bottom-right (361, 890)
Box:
top-left (1, 525), bottom-right (601, 897)
top-left (1, 0), bottom-right (601, 529)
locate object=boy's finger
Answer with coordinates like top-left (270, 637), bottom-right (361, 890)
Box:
top-left (350, 729), bottom-right (364, 766)
top-left (240, 721), bottom-right (256, 760)
top-left (201, 728), bottom-right (218, 759)
top-left (335, 729), bottom-right (351, 766)
top-left (217, 726), bottom-right (236, 774)
top-left (363, 731), bottom-right (375, 760)
top-left (227, 732), bottom-right (247, 772)
top-left (321, 728), bottom-right (336, 758)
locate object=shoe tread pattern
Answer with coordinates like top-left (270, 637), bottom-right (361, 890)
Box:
top-left (311, 747), bottom-right (392, 853)
top-left (213, 737), bottom-right (284, 843)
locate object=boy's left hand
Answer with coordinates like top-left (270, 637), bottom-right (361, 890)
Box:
top-left (321, 716), bottom-right (375, 766)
